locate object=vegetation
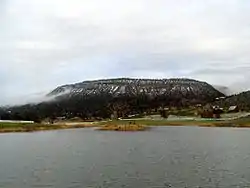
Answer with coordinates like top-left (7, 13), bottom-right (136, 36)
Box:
top-left (1, 115), bottom-right (250, 133)
top-left (0, 94), bottom-right (220, 123)
top-left (1, 78), bottom-right (250, 131)
top-left (0, 122), bottom-right (94, 133)
top-left (167, 108), bottom-right (197, 116)
top-left (214, 91), bottom-right (250, 111)
top-left (97, 123), bottom-right (148, 131)
top-left (97, 116), bottom-right (250, 128)
top-left (0, 78), bottom-right (224, 122)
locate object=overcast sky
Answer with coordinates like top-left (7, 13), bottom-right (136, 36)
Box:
top-left (1, 0), bottom-right (250, 105)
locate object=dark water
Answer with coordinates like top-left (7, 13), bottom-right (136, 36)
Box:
top-left (1, 127), bottom-right (250, 188)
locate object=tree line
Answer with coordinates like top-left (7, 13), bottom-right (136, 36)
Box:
top-left (0, 93), bottom-right (219, 122)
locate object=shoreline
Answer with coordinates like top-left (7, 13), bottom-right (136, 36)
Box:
top-left (0, 123), bottom-right (96, 133)
top-left (1, 117), bottom-right (250, 133)
top-left (95, 118), bottom-right (250, 129)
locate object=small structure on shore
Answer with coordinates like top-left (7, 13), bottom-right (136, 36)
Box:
top-left (197, 104), bottom-right (223, 118)
top-left (213, 106), bottom-right (223, 118)
top-left (158, 107), bottom-right (169, 118)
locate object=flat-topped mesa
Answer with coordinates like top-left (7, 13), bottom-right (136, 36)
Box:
top-left (2, 78), bottom-right (225, 121)
top-left (48, 78), bottom-right (224, 101)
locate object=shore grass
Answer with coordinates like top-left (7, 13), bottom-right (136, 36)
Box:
top-left (0, 122), bottom-right (95, 133)
top-left (1, 116), bottom-right (250, 133)
top-left (96, 117), bottom-right (250, 128)
top-left (97, 123), bottom-right (148, 131)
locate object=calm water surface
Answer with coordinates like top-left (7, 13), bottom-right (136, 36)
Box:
top-left (1, 127), bottom-right (250, 188)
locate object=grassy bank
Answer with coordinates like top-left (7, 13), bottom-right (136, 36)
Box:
top-left (0, 122), bottom-right (95, 133)
top-left (96, 117), bottom-right (250, 128)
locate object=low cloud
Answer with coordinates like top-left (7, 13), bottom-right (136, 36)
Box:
top-left (1, 89), bottom-right (71, 107)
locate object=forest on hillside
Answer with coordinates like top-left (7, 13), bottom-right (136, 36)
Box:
top-left (0, 93), bottom-right (217, 122)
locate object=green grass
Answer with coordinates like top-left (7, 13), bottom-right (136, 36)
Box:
top-left (168, 108), bottom-right (196, 116)
top-left (0, 123), bottom-right (36, 128)
top-left (96, 116), bottom-right (250, 128)
top-left (97, 119), bottom-right (216, 126)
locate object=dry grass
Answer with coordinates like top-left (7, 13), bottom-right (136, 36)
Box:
top-left (97, 123), bottom-right (149, 131)
top-left (0, 122), bottom-right (95, 133)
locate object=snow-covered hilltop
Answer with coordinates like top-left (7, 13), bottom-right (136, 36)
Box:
top-left (48, 78), bottom-right (224, 100)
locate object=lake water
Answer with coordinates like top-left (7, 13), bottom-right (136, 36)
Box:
top-left (1, 127), bottom-right (250, 188)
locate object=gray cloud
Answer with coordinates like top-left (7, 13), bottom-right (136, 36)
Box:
top-left (1, 0), bottom-right (250, 105)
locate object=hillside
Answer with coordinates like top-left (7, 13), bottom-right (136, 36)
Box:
top-left (0, 78), bottom-right (224, 121)
top-left (215, 90), bottom-right (250, 110)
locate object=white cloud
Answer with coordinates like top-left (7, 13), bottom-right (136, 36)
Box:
top-left (1, 0), bottom-right (250, 105)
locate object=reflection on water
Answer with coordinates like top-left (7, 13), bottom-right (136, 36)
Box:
top-left (0, 127), bottom-right (250, 188)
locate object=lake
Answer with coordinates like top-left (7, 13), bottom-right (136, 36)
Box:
top-left (0, 127), bottom-right (250, 188)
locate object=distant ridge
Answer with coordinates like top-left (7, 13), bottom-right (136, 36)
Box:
top-left (215, 90), bottom-right (250, 110)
